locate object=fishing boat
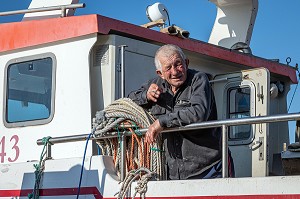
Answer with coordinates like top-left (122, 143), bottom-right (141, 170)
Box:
top-left (1, 0), bottom-right (300, 198)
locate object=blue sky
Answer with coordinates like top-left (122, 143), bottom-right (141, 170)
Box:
top-left (1, 1), bottom-right (299, 142)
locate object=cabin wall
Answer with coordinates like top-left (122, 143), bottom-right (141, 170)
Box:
top-left (188, 53), bottom-right (242, 76)
top-left (90, 34), bottom-right (159, 117)
top-left (89, 34), bottom-right (251, 115)
top-left (0, 34), bottom-right (97, 164)
top-left (268, 77), bottom-right (291, 175)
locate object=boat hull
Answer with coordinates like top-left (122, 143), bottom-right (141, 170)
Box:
top-left (1, 155), bottom-right (299, 198)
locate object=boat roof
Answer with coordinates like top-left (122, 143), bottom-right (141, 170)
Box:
top-left (0, 14), bottom-right (297, 83)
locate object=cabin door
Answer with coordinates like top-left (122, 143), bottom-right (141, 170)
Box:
top-left (212, 68), bottom-right (270, 177)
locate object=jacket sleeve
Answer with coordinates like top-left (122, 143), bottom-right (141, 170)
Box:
top-left (128, 81), bottom-right (152, 108)
top-left (158, 73), bottom-right (213, 128)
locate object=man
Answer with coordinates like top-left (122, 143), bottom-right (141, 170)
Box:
top-left (128, 44), bottom-right (230, 180)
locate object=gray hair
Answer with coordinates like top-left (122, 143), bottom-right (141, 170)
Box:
top-left (154, 44), bottom-right (186, 70)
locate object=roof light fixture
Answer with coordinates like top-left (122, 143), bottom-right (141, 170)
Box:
top-left (146, 2), bottom-right (170, 27)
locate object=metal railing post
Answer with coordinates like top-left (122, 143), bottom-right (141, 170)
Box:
top-left (120, 134), bottom-right (126, 181)
top-left (61, 7), bottom-right (67, 17)
top-left (119, 45), bottom-right (127, 98)
top-left (222, 125), bottom-right (228, 178)
top-left (119, 45), bottom-right (127, 181)
top-left (46, 143), bottom-right (52, 159)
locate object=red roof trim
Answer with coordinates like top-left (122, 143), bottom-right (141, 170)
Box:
top-left (0, 15), bottom-right (98, 53)
top-left (0, 14), bottom-right (297, 83)
top-left (96, 15), bottom-right (297, 83)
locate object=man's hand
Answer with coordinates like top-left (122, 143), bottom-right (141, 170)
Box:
top-left (147, 83), bottom-right (163, 102)
top-left (145, 119), bottom-right (163, 144)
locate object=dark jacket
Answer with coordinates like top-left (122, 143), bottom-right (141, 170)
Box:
top-left (128, 69), bottom-right (221, 180)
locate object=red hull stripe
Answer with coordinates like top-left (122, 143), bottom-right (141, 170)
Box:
top-left (144, 195), bottom-right (300, 199)
top-left (0, 188), bottom-right (300, 199)
top-left (0, 187), bottom-right (102, 199)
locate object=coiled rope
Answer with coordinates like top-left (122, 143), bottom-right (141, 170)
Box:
top-left (92, 98), bottom-right (165, 180)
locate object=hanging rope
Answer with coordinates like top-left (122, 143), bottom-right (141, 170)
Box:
top-left (28, 136), bottom-right (52, 199)
top-left (92, 98), bottom-right (165, 180)
top-left (115, 167), bottom-right (154, 199)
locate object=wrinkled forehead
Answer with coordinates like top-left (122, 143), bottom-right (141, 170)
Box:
top-left (158, 52), bottom-right (183, 62)
top-left (159, 53), bottom-right (182, 65)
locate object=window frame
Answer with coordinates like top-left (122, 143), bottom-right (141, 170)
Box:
top-left (225, 81), bottom-right (256, 145)
top-left (3, 53), bottom-right (56, 128)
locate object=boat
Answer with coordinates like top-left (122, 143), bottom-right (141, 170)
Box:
top-left (0, 0), bottom-right (300, 198)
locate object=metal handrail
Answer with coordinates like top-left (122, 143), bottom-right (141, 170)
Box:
top-left (37, 112), bottom-right (300, 144)
top-left (0, 3), bottom-right (85, 18)
top-left (37, 112), bottom-right (300, 179)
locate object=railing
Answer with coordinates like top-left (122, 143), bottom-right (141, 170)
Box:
top-left (0, 3), bottom-right (85, 18)
top-left (37, 112), bottom-right (300, 180)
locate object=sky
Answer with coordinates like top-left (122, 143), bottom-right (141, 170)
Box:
top-left (0, 0), bottom-right (299, 143)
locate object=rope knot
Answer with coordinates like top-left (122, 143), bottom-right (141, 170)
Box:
top-left (41, 136), bottom-right (52, 146)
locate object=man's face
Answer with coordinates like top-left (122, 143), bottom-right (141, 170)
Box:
top-left (156, 52), bottom-right (188, 92)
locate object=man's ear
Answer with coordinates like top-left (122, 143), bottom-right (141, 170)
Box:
top-left (156, 70), bottom-right (164, 79)
top-left (185, 58), bottom-right (189, 69)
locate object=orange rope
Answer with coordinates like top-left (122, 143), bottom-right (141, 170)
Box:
top-left (111, 138), bottom-right (118, 163)
top-left (131, 128), bottom-right (144, 168)
top-left (107, 121), bottom-right (154, 172)
top-left (129, 130), bottom-right (135, 170)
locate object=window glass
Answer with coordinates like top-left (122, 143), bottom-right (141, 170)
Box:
top-left (228, 87), bottom-right (251, 140)
top-left (6, 57), bottom-right (53, 123)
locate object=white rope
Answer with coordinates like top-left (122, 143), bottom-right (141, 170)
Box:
top-left (92, 98), bottom-right (165, 180)
top-left (115, 167), bottom-right (154, 199)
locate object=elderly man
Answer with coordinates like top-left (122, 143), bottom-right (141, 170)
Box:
top-left (128, 44), bottom-right (233, 180)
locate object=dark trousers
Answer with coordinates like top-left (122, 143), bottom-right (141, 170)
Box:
top-left (187, 151), bottom-right (235, 179)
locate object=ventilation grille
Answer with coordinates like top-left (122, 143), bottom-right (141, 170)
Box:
top-left (94, 45), bottom-right (109, 67)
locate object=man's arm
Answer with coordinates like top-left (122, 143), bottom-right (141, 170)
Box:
top-left (128, 82), bottom-right (162, 107)
top-left (128, 83), bottom-right (149, 107)
top-left (159, 72), bottom-right (213, 128)
top-left (128, 81), bottom-right (164, 144)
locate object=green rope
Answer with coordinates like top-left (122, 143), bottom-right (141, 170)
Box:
top-left (150, 147), bottom-right (165, 152)
top-left (116, 122), bottom-right (121, 144)
top-left (28, 136), bottom-right (52, 199)
top-left (132, 122), bottom-right (142, 136)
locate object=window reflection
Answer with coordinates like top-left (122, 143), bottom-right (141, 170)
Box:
top-left (7, 57), bottom-right (53, 123)
top-left (228, 87), bottom-right (251, 140)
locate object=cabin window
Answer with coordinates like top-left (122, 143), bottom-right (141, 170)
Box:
top-left (4, 54), bottom-right (56, 127)
top-left (228, 87), bottom-right (251, 140)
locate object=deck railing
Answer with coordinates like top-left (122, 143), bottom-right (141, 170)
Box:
top-left (37, 112), bottom-right (300, 180)
top-left (0, 3), bottom-right (85, 18)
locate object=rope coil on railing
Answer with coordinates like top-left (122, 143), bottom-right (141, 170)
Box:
top-left (92, 98), bottom-right (165, 181)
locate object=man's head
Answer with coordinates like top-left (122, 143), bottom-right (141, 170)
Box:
top-left (154, 44), bottom-right (189, 93)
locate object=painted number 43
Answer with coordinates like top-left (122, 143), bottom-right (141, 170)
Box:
top-left (0, 135), bottom-right (20, 163)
